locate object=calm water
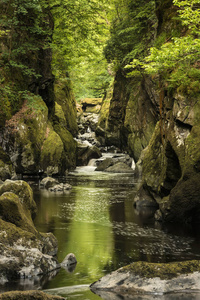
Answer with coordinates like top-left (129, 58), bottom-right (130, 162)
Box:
top-left (30, 165), bottom-right (200, 299)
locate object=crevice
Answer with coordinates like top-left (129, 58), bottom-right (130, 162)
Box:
top-left (160, 142), bottom-right (182, 197)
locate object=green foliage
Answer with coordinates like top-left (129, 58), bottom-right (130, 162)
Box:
top-left (0, 0), bottom-right (52, 82)
top-left (49, 0), bottom-right (114, 99)
top-left (127, 0), bottom-right (200, 94)
top-left (0, 0), bottom-right (53, 125)
top-left (71, 55), bottom-right (112, 100)
top-left (104, 0), bottom-right (157, 67)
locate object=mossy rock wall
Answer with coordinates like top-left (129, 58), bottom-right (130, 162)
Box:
top-left (104, 70), bottom-right (158, 158)
top-left (0, 3), bottom-right (78, 176)
top-left (1, 95), bottom-right (76, 176)
top-left (54, 79), bottom-right (78, 136)
top-left (135, 91), bottom-right (200, 224)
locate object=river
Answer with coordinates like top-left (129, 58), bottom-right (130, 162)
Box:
top-left (31, 160), bottom-right (200, 299)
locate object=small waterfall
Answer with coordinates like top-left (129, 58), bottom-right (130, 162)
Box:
top-left (131, 159), bottom-right (136, 170)
top-left (87, 159), bottom-right (97, 167)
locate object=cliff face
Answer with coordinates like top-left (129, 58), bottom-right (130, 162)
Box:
top-left (103, 0), bottom-right (200, 224)
top-left (0, 0), bottom-right (77, 178)
top-left (135, 91), bottom-right (200, 224)
top-left (104, 70), bottom-right (159, 161)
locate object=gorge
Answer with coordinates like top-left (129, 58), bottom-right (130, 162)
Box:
top-left (1, 0), bottom-right (200, 299)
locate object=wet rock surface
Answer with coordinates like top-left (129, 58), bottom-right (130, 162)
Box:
top-left (90, 260), bottom-right (200, 297)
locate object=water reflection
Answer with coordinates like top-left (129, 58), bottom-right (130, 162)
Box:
top-left (31, 167), bottom-right (200, 298)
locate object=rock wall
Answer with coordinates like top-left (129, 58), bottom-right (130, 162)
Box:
top-left (135, 91), bottom-right (200, 224)
top-left (103, 0), bottom-right (200, 224)
top-left (102, 71), bottom-right (159, 161)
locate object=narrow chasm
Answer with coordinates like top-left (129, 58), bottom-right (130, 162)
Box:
top-left (160, 142), bottom-right (182, 197)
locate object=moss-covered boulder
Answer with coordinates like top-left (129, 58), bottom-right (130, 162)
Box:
top-left (91, 260), bottom-right (200, 297)
top-left (81, 98), bottom-right (103, 113)
top-left (0, 290), bottom-right (64, 300)
top-left (3, 96), bottom-right (48, 174)
top-left (105, 162), bottom-right (134, 173)
top-left (0, 192), bottom-right (37, 234)
top-left (0, 180), bottom-right (36, 216)
top-left (0, 180), bottom-right (59, 281)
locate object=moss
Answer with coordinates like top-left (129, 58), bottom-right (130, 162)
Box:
top-left (0, 146), bottom-right (11, 165)
top-left (121, 260), bottom-right (200, 280)
top-left (140, 122), bottom-right (165, 192)
top-left (55, 101), bottom-right (66, 126)
top-left (4, 96), bottom-right (49, 173)
top-left (0, 192), bottom-right (37, 234)
top-left (0, 290), bottom-right (64, 300)
top-left (184, 126), bottom-right (200, 176)
top-left (0, 180), bottom-right (36, 217)
top-left (97, 95), bottom-right (111, 130)
top-left (128, 133), bottom-right (144, 162)
top-left (54, 79), bottom-right (78, 136)
top-left (0, 218), bottom-right (36, 247)
top-left (40, 124), bottom-right (64, 173)
top-left (167, 173), bottom-right (200, 223)
top-left (53, 123), bottom-right (77, 170)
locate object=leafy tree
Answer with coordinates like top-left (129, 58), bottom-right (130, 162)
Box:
top-left (127, 0), bottom-right (200, 94)
top-left (0, 0), bottom-right (53, 124)
top-left (0, 0), bottom-right (52, 79)
top-left (49, 0), bottom-right (114, 99)
top-left (104, 0), bottom-right (157, 68)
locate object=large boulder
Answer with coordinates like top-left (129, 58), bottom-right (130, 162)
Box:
top-left (40, 177), bottom-right (59, 189)
top-left (81, 98), bottom-right (102, 113)
top-left (91, 260), bottom-right (200, 298)
top-left (95, 158), bottom-right (114, 171)
top-left (76, 143), bottom-right (102, 166)
top-left (105, 162), bottom-right (134, 173)
top-left (0, 180), bottom-right (36, 216)
top-left (0, 180), bottom-right (59, 281)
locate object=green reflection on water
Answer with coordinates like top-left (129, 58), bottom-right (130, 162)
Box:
top-left (34, 181), bottom-right (114, 288)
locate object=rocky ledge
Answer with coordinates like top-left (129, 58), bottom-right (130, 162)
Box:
top-left (90, 260), bottom-right (200, 298)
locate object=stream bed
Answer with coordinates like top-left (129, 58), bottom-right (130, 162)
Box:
top-left (31, 162), bottom-right (200, 299)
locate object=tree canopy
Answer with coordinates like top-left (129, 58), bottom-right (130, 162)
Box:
top-left (126, 0), bottom-right (200, 94)
top-left (49, 0), bottom-right (114, 100)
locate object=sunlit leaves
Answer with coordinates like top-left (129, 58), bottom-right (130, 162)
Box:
top-left (126, 0), bottom-right (200, 94)
top-left (173, 0), bottom-right (200, 33)
top-left (50, 0), bottom-right (114, 98)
